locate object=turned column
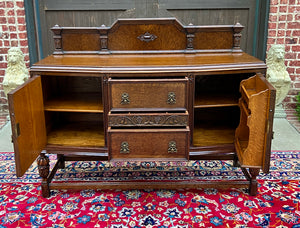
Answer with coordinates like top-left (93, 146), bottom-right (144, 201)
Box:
top-left (37, 153), bottom-right (50, 198)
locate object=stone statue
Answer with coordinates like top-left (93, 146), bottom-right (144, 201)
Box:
top-left (266, 44), bottom-right (291, 106)
top-left (266, 45), bottom-right (291, 118)
top-left (3, 47), bottom-right (29, 96)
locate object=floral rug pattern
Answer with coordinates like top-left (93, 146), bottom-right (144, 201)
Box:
top-left (0, 151), bottom-right (300, 227)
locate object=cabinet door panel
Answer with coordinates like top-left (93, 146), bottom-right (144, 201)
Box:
top-left (8, 76), bottom-right (46, 177)
top-left (235, 74), bottom-right (275, 173)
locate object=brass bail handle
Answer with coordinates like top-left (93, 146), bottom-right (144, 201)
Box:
top-left (168, 141), bottom-right (177, 153)
top-left (167, 92), bottom-right (176, 104)
top-left (121, 93), bottom-right (130, 104)
top-left (120, 141), bottom-right (130, 154)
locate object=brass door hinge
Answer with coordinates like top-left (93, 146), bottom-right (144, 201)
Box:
top-left (15, 122), bottom-right (20, 137)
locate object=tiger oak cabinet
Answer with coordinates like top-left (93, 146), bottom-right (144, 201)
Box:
top-left (8, 18), bottom-right (275, 198)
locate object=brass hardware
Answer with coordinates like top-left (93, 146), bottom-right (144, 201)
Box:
top-left (121, 93), bottom-right (130, 104)
top-left (167, 92), bottom-right (176, 104)
top-left (15, 123), bottom-right (20, 137)
top-left (168, 141), bottom-right (177, 153)
top-left (120, 141), bottom-right (130, 154)
top-left (186, 34), bottom-right (195, 49)
top-left (137, 32), bottom-right (157, 42)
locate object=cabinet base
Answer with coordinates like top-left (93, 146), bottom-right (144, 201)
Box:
top-left (37, 154), bottom-right (260, 198)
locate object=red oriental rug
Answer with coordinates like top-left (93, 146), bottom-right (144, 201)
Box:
top-left (0, 151), bottom-right (300, 227)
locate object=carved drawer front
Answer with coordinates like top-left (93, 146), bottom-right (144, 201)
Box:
top-left (108, 127), bottom-right (189, 160)
top-left (108, 111), bottom-right (188, 127)
top-left (108, 78), bottom-right (188, 112)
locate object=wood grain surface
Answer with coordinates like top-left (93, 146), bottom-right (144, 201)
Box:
top-left (8, 76), bottom-right (46, 177)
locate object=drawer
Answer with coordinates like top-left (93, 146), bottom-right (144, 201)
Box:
top-left (108, 78), bottom-right (188, 112)
top-left (108, 127), bottom-right (189, 160)
top-left (108, 111), bottom-right (189, 127)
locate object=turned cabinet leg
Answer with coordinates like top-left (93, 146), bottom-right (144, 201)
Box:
top-left (249, 168), bottom-right (260, 196)
top-left (37, 153), bottom-right (50, 198)
top-left (57, 155), bottom-right (65, 169)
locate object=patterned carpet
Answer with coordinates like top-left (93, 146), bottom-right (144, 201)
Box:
top-left (0, 151), bottom-right (300, 227)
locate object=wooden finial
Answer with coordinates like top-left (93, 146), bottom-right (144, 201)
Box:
top-left (51, 25), bottom-right (63, 54)
top-left (233, 22), bottom-right (244, 52)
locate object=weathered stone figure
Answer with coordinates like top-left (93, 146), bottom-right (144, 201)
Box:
top-left (266, 44), bottom-right (291, 106)
top-left (3, 47), bottom-right (29, 96)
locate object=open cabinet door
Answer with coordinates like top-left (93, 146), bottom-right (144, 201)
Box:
top-left (8, 76), bottom-right (47, 177)
top-left (235, 74), bottom-right (276, 173)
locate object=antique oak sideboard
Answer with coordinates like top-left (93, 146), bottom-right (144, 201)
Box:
top-left (8, 18), bottom-right (275, 198)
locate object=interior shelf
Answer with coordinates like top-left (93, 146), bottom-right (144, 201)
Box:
top-left (194, 93), bottom-right (239, 108)
top-left (193, 106), bottom-right (240, 147)
top-left (44, 93), bottom-right (103, 113)
top-left (47, 121), bottom-right (105, 147)
top-left (193, 125), bottom-right (236, 147)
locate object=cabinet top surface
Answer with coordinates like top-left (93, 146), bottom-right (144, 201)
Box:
top-left (32, 52), bottom-right (266, 74)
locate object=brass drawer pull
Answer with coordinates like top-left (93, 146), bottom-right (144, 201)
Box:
top-left (137, 32), bottom-right (157, 42)
top-left (121, 93), bottom-right (130, 104)
top-left (168, 141), bottom-right (177, 153)
top-left (167, 92), bottom-right (176, 104)
top-left (120, 141), bottom-right (130, 154)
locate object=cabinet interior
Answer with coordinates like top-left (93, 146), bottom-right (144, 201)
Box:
top-left (193, 74), bottom-right (249, 147)
top-left (41, 75), bottom-right (105, 147)
top-left (194, 74), bottom-right (248, 107)
top-left (39, 73), bottom-right (256, 148)
top-left (193, 106), bottom-right (240, 146)
top-left (42, 75), bottom-right (103, 113)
